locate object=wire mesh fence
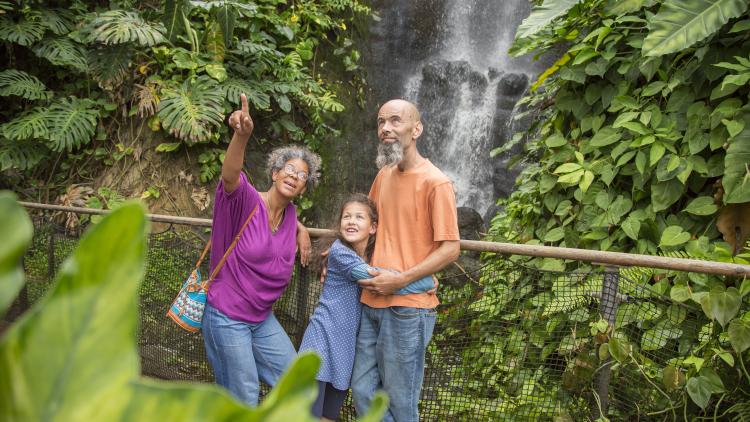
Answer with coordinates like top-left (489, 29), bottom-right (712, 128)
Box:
top-left (8, 212), bottom-right (728, 421)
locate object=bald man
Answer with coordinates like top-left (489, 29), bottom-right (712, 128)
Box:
top-left (352, 100), bottom-right (461, 421)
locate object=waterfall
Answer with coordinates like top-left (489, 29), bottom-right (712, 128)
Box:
top-left (367, 0), bottom-right (550, 220)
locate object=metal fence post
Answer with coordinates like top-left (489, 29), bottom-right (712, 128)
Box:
top-left (593, 267), bottom-right (620, 420)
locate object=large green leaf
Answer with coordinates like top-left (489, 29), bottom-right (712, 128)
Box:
top-left (0, 138), bottom-right (48, 171)
top-left (705, 287), bottom-right (741, 328)
top-left (32, 36), bottom-right (88, 71)
top-left (0, 70), bottom-right (51, 100)
top-left (38, 9), bottom-right (74, 35)
top-left (0, 15), bottom-right (45, 46)
top-left (88, 10), bottom-right (166, 46)
top-left (1, 107), bottom-right (49, 141)
top-left (659, 225), bottom-right (691, 247)
top-left (0, 203), bottom-right (147, 421)
top-left (643, 0), bottom-right (749, 57)
top-left (728, 318), bottom-right (750, 353)
top-left (46, 97), bottom-right (99, 152)
top-left (723, 112), bottom-right (750, 203)
top-left (651, 179), bottom-right (685, 212)
top-left (87, 45), bottom-right (134, 91)
top-left (163, 0), bottom-right (190, 43)
top-left (0, 192), bottom-right (32, 316)
top-left (214, 4), bottom-right (237, 48)
top-left (686, 368), bottom-right (725, 409)
top-left (158, 77), bottom-right (224, 143)
top-left (515, 0), bottom-right (581, 39)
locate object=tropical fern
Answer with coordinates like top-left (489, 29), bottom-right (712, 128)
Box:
top-left (33, 36), bottom-right (88, 71)
top-left (0, 70), bottom-right (52, 100)
top-left (0, 1), bottom-right (13, 14)
top-left (38, 9), bottom-right (74, 35)
top-left (87, 45), bottom-right (133, 90)
top-left (158, 77), bottom-right (224, 143)
top-left (88, 10), bottom-right (166, 47)
top-left (0, 107), bottom-right (49, 141)
top-left (221, 77), bottom-right (271, 109)
top-left (0, 15), bottom-right (45, 46)
top-left (0, 137), bottom-right (47, 171)
top-left (46, 97), bottom-right (99, 152)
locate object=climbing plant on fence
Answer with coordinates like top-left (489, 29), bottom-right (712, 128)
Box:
top-left (0, 0), bottom-right (369, 186)
top-left (481, 0), bottom-right (750, 418)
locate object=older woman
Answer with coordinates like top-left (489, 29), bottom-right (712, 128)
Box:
top-left (202, 93), bottom-right (321, 406)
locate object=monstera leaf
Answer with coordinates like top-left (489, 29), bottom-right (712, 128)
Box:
top-left (0, 138), bottom-right (48, 171)
top-left (515, 0), bottom-right (581, 39)
top-left (88, 45), bottom-right (134, 91)
top-left (0, 192), bottom-right (32, 316)
top-left (32, 36), bottom-right (88, 71)
top-left (46, 97), bottom-right (99, 152)
top-left (38, 9), bottom-right (74, 35)
top-left (0, 15), bottom-right (45, 46)
top-left (643, 0), bottom-right (749, 57)
top-left (0, 70), bottom-right (51, 100)
top-left (221, 78), bottom-right (272, 109)
top-left (0, 201), bottom-right (388, 421)
top-left (0, 107), bottom-right (49, 141)
top-left (88, 10), bottom-right (166, 46)
top-left (158, 77), bottom-right (224, 143)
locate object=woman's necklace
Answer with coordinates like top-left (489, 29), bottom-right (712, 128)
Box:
top-left (263, 192), bottom-right (284, 233)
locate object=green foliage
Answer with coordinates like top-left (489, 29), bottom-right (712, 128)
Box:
top-left (642, 0), bottom-right (749, 56)
top-left (32, 36), bottom-right (88, 71)
top-left (0, 70), bottom-right (51, 100)
top-left (158, 77), bottom-right (224, 143)
top-left (87, 10), bottom-right (166, 46)
top-left (0, 197), bottom-right (388, 421)
top-left (46, 97), bottom-right (99, 152)
top-left (0, 192), bottom-right (32, 315)
top-left (484, 0), bottom-right (750, 416)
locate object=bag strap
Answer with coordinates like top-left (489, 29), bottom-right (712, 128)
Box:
top-left (199, 204), bottom-right (259, 290)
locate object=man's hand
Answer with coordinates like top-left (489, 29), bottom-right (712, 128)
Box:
top-left (358, 269), bottom-right (405, 296)
top-left (227, 93), bottom-right (254, 137)
top-left (296, 222), bottom-right (311, 267)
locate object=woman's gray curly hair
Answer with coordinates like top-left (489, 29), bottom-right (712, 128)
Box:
top-left (266, 145), bottom-right (322, 190)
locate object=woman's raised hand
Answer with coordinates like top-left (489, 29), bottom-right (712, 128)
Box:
top-left (228, 93), bottom-right (254, 138)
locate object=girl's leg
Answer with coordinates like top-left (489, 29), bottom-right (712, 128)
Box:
top-left (251, 312), bottom-right (297, 387)
top-left (321, 382), bottom-right (348, 421)
top-left (202, 303), bottom-right (261, 406)
top-left (310, 380), bottom-right (328, 418)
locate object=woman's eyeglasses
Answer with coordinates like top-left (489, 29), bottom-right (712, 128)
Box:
top-left (283, 164), bottom-right (309, 181)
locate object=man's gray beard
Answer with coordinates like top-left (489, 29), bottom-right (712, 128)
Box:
top-left (376, 141), bottom-right (403, 169)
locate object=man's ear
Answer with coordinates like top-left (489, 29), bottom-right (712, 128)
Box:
top-left (413, 121), bottom-right (423, 140)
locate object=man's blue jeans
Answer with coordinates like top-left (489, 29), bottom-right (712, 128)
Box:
top-left (202, 303), bottom-right (296, 406)
top-left (351, 305), bottom-right (437, 422)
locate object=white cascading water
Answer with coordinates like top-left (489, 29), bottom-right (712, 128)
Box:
top-left (392, 0), bottom-right (546, 218)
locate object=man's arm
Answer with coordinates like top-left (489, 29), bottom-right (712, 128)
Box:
top-left (358, 240), bottom-right (460, 295)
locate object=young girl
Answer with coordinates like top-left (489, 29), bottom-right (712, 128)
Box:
top-left (298, 194), bottom-right (435, 421)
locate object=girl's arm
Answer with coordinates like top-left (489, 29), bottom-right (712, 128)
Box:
top-left (350, 264), bottom-right (434, 295)
top-left (222, 93), bottom-right (254, 193)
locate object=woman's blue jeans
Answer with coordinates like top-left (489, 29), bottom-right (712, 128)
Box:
top-left (202, 303), bottom-right (296, 406)
top-left (351, 305), bottom-right (436, 422)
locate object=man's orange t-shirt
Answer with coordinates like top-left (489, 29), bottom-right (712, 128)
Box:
top-left (363, 159), bottom-right (460, 309)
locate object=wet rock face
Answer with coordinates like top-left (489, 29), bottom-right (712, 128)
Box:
top-left (457, 206), bottom-right (485, 241)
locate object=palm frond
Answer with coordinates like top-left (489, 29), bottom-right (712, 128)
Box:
top-left (0, 15), bottom-right (45, 46)
top-left (158, 77), bottom-right (224, 143)
top-left (0, 137), bottom-right (48, 171)
top-left (87, 10), bottom-right (166, 47)
top-left (87, 45), bottom-right (133, 90)
top-left (0, 70), bottom-right (52, 100)
top-left (33, 36), bottom-right (88, 71)
top-left (38, 9), bottom-right (74, 35)
top-left (0, 107), bottom-right (49, 141)
top-left (46, 97), bottom-right (99, 152)
top-left (221, 77), bottom-right (271, 109)
top-left (133, 82), bottom-right (160, 117)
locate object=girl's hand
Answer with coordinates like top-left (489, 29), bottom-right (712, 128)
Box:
top-left (228, 93), bottom-right (254, 138)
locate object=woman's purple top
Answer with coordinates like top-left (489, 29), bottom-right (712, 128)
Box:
top-left (207, 172), bottom-right (298, 324)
